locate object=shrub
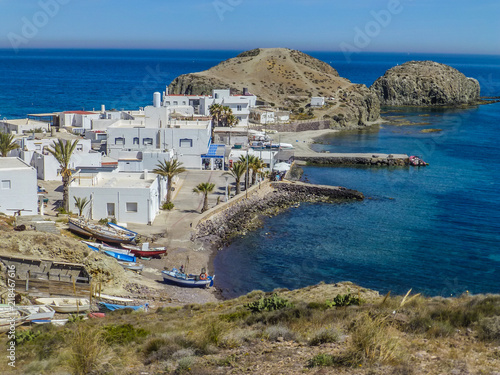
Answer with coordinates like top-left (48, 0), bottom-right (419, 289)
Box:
top-left (309, 327), bottom-right (342, 346)
top-left (478, 316), bottom-right (500, 342)
top-left (102, 324), bottom-right (149, 345)
top-left (263, 325), bottom-right (296, 342)
top-left (326, 291), bottom-right (361, 307)
top-left (246, 294), bottom-right (292, 313)
top-left (307, 353), bottom-right (335, 368)
top-left (67, 324), bottom-right (108, 375)
top-left (162, 202), bottom-right (175, 210)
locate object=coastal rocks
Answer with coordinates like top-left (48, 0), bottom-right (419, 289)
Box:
top-left (371, 61), bottom-right (480, 106)
top-left (296, 154), bottom-right (408, 166)
top-left (168, 47), bottom-right (380, 127)
top-left (194, 182), bottom-right (363, 250)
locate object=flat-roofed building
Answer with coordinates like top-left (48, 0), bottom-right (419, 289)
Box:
top-left (0, 157), bottom-right (38, 216)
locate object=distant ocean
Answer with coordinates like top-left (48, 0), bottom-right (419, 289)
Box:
top-left (1, 49), bottom-right (498, 298)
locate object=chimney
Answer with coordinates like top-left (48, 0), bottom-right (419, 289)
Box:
top-left (243, 87), bottom-right (249, 96)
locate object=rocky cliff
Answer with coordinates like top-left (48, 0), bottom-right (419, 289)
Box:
top-left (168, 48), bottom-right (380, 126)
top-left (370, 61), bottom-right (480, 106)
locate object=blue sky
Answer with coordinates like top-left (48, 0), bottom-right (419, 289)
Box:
top-left (1, 0), bottom-right (499, 54)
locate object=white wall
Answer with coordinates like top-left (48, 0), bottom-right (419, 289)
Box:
top-left (0, 158), bottom-right (38, 216)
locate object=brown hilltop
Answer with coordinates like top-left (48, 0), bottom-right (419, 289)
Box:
top-left (169, 48), bottom-right (380, 126)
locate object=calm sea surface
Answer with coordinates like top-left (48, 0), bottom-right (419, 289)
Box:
top-left (0, 49), bottom-right (498, 298)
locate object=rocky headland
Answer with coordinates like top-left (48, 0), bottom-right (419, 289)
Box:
top-left (168, 48), bottom-right (380, 127)
top-left (370, 60), bottom-right (481, 106)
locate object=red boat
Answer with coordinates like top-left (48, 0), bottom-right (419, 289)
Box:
top-left (409, 155), bottom-right (429, 166)
top-left (120, 243), bottom-right (167, 258)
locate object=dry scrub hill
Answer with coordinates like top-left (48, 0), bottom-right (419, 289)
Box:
top-left (169, 48), bottom-right (380, 127)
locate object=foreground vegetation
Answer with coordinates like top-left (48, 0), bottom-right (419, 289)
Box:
top-left (3, 283), bottom-right (500, 374)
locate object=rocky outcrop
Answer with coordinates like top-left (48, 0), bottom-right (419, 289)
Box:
top-left (168, 48), bottom-right (380, 126)
top-left (371, 61), bottom-right (480, 106)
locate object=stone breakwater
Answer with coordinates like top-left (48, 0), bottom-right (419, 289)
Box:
top-left (294, 153), bottom-right (409, 166)
top-left (193, 181), bottom-right (363, 250)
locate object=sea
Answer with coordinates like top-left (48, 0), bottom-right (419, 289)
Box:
top-left (0, 49), bottom-right (498, 298)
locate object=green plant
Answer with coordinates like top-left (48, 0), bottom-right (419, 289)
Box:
top-left (102, 324), bottom-right (149, 345)
top-left (326, 291), bottom-right (361, 307)
top-left (478, 316), bottom-right (500, 342)
top-left (14, 329), bottom-right (41, 345)
top-left (246, 293), bottom-right (292, 313)
top-left (307, 353), bottom-right (335, 368)
top-left (162, 202), bottom-right (175, 210)
top-left (68, 313), bottom-right (85, 323)
top-left (73, 196), bottom-right (89, 216)
top-left (67, 324), bottom-right (108, 375)
top-left (309, 327), bottom-right (342, 346)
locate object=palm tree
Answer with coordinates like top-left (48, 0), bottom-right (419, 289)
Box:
top-left (0, 132), bottom-right (19, 157)
top-left (47, 139), bottom-right (79, 212)
top-left (225, 113), bottom-right (239, 147)
top-left (153, 159), bottom-right (186, 205)
top-left (209, 103), bottom-right (223, 143)
top-left (238, 154), bottom-right (253, 190)
top-left (223, 161), bottom-right (246, 195)
top-left (249, 157), bottom-right (265, 186)
top-left (73, 196), bottom-right (90, 217)
top-left (193, 182), bottom-right (215, 213)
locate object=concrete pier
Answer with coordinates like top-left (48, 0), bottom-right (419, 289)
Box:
top-left (294, 152), bottom-right (409, 166)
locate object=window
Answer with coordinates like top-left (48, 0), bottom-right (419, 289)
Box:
top-left (97, 134), bottom-right (107, 141)
top-left (115, 137), bottom-right (125, 145)
top-left (182, 101), bottom-right (186, 105)
top-left (179, 138), bottom-right (193, 148)
top-left (1, 180), bottom-right (11, 189)
top-left (35, 144), bottom-right (41, 151)
top-left (237, 105), bottom-right (242, 111)
top-left (143, 138), bottom-right (153, 146)
top-left (173, 101), bottom-right (178, 105)
top-left (126, 202), bottom-right (138, 212)
top-left (133, 137), bottom-right (139, 145)
top-left (106, 203), bottom-right (115, 217)
top-left (76, 144), bottom-right (83, 151)
top-left (165, 101), bottom-right (170, 105)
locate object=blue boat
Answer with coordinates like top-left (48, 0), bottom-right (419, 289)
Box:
top-left (98, 302), bottom-right (147, 312)
top-left (103, 250), bottom-right (136, 263)
top-left (81, 241), bottom-right (136, 262)
top-left (161, 268), bottom-right (214, 288)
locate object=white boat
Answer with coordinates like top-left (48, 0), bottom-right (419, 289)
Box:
top-left (0, 305), bottom-right (28, 332)
top-left (161, 268), bottom-right (214, 288)
top-left (32, 319), bottom-right (69, 326)
top-left (117, 261), bottom-right (144, 273)
top-left (18, 305), bottom-right (56, 322)
top-left (34, 298), bottom-right (90, 313)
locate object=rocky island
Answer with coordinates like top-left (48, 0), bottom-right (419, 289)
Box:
top-left (370, 60), bottom-right (481, 106)
top-left (169, 48), bottom-right (380, 127)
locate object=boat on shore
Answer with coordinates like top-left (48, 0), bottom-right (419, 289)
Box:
top-left (34, 298), bottom-right (90, 313)
top-left (81, 241), bottom-right (136, 262)
top-left (409, 155), bottom-right (429, 166)
top-left (0, 305), bottom-right (28, 332)
top-left (161, 268), bottom-right (214, 288)
top-left (68, 218), bottom-right (136, 244)
top-left (19, 305), bottom-right (56, 322)
top-left (117, 261), bottom-right (144, 273)
top-left (98, 302), bottom-right (147, 312)
top-left (121, 243), bottom-right (167, 258)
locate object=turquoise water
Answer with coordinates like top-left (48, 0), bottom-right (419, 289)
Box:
top-left (0, 49), bottom-right (498, 298)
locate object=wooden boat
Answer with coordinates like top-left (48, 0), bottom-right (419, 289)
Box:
top-left (161, 268), bottom-right (214, 288)
top-left (121, 242), bottom-right (167, 258)
top-left (34, 298), bottom-right (90, 313)
top-left (68, 218), bottom-right (135, 244)
top-left (409, 155), bottom-right (429, 166)
top-left (97, 294), bottom-right (134, 303)
top-left (117, 261), bottom-right (144, 273)
top-left (18, 305), bottom-right (56, 322)
top-left (81, 241), bottom-right (136, 262)
top-left (32, 319), bottom-right (69, 326)
top-left (0, 305), bottom-right (28, 333)
top-left (98, 302), bottom-right (146, 312)
top-left (107, 222), bottom-right (138, 238)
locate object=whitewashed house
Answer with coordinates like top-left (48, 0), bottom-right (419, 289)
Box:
top-left (59, 111), bottom-right (101, 134)
top-left (13, 137), bottom-right (102, 181)
top-left (0, 118), bottom-right (51, 134)
top-left (0, 158), bottom-right (38, 216)
top-left (69, 170), bottom-right (166, 225)
top-left (310, 97), bottom-right (325, 107)
top-left (199, 89), bottom-right (256, 126)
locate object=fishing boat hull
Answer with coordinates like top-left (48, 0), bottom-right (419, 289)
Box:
top-left (35, 298), bottom-right (90, 313)
top-left (98, 302), bottom-right (145, 312)
top-left (121, 243), bottom-right (167, 258)
top-left (117, 261), bottom-right (144, 273)
top-left (19, 305), bottom-right (56, 322)
top-left (161, 269), bottom-right (214, 288)
top-left (68, 219), bottom-right (135, 244)
top-left (103, 250), bottom-right (136, 262)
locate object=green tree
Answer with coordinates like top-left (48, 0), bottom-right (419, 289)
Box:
top-left (193, 182), bottom-right (215, 213)
top-left (153, 159), bottom-right (186, 205)
top-left (0, 132), bottom-right (19, 157)
top-left (209, 103), bottom-right (223, 143)
top-left (47, 139), bottom-right (79, 212)
top-left (73, 196), bottom-right (90, 217)
top-left (225, 113), bottom-right (239, 147)
top-left (223, 161), bottom-right (246, 195)
top-left (238, 154), bottom-right (253, 190)
top-left (249, 157), bottom-right (265, 186)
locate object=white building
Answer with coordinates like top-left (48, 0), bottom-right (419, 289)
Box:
top-left (199, 89), bottom-right (256, 126)
top-left (13, 137), bottom-right (102, 181)
top-left (69, 171), bottom-right (166, 225)
top-left (228, 148), bottom-right (279, 171)
top-left (310, 97), bottom-right (325, 107)
top-left (59, 111), bottom-right (101, 134)
top-left (0, 158), bottom-right (38, 216)
top-left (0, 118), bottom-right (51, 135)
